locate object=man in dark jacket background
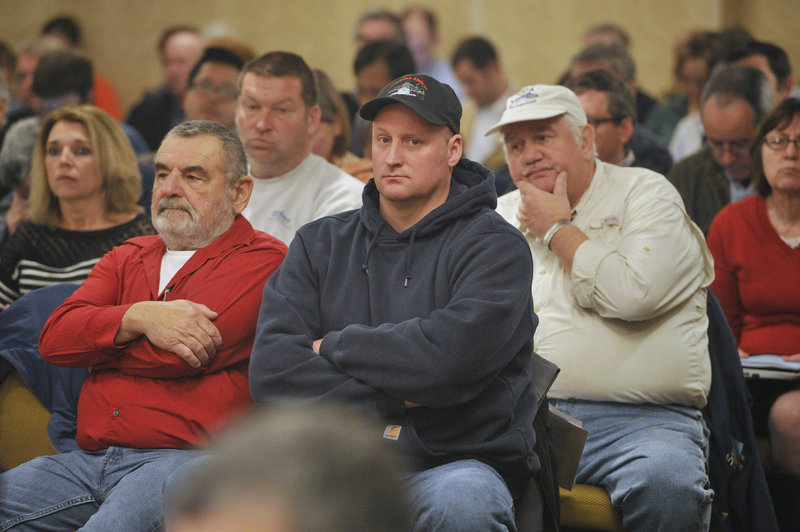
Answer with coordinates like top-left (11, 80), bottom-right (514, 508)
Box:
top-left (250, 74), bottom-right (543, 531)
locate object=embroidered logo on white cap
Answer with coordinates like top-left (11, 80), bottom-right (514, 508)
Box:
top-left (509, 86), bottom-right (540, 109)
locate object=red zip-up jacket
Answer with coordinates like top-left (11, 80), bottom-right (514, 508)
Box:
top-left (40, 215), bottom-right (286, 450)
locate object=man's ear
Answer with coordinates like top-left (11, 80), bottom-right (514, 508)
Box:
top-left (307, 104), bottom-right (322, 136)
top-left (447, 133), bottom-right (463, 167)
top-left (619, 116), bottom-right (634, 145)
top-left (232, 175), bottom-right (254, 214)
top-left (580, 124), bottom-right (595, 159)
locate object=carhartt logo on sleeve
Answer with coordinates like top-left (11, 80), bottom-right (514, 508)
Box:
top-left (383, 425), bottom-right (402, 440)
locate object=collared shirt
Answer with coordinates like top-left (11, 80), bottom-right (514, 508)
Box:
top-left (497, 160), bottom-right (713, 407)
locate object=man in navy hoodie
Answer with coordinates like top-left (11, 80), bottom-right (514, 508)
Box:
top-left (250, 74), bottom-right (542, 531)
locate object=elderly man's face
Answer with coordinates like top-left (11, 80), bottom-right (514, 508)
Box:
top-left (183, 62), bottom-right (240, 129)
top-left (701, 95), bottom-right (755, 182)
top-left (503, 115), bottom-right (594, 197)
top-left (152, 134), bottom-right (250, 250)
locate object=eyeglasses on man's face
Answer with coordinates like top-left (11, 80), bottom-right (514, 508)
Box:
top-left (190, 82), bottom-right (237, 101)
top-left (703, 136), bottom-right (751, 155)
top-left (587, 116), bottom-right (622, 128)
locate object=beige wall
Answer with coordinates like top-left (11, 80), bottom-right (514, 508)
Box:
top-left (1, 0), bottom-right (798, 115)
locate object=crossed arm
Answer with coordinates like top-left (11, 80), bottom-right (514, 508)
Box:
top-left (250, 225), bottom-right (535, 413)
top-left (41, 244), bottom-right (283, 376)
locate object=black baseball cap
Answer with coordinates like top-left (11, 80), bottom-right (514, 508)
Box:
top-left (359, 74), bottom-right (461, 134)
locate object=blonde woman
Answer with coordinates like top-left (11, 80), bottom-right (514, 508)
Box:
top-left (0, 105), bottom-right (153, 307)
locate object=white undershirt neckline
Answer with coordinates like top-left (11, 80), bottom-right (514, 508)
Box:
top-left (159, 249), bottom-right (196, 295)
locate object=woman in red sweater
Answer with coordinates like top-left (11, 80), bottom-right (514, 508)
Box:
top-left (707, 97), bottom-right (800, 526)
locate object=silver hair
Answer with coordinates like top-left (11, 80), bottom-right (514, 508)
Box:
top-left (0, 117), bottom-right (41, 188)
top-left (163, 120), bottom-right (248, 188)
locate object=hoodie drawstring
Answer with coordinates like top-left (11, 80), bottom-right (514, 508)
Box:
top-left (403, 229), bottom-right (417, 287)
top-left (361, 223), bottom-right (417, 288)
top-left (362, 220), bottom-right (386, 275)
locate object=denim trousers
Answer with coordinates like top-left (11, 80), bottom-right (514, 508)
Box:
top-left (405, 458), bottom-right (519, 532)
top-left (0, 446), bottom-right (204, 531)
top-left (551, 398), bottom-right (713, 532)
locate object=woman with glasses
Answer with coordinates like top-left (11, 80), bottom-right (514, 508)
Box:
top-left (707, 97), bottom-right (800, 529)
top-left (0, 105), bottom-right (154, 309)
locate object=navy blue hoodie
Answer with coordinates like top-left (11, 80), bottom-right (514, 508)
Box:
top-left (250, 158), bottom-right (540, 494)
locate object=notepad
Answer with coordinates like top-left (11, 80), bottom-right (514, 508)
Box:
top-left (741, 354), bottom-right (800, 380)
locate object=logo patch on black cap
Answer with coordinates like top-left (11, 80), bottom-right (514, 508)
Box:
top-left (387, 76), bottom-right (428, 101)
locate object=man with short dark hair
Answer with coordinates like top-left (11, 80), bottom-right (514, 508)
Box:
top-left (568, 42), bottom-right (658, 124)
top-left (353, 40), bottom-right (416, 109)
top-left (451, 36), bottom-right (513, 172)
top-left (0, 120), bottom-right (287, 530)
top-left (716, 39), bottom-right (793, 101)
top-left (235, 51), bottom-right (363, 245)
top-left (127, 26), bottom-right (204, 151)
top-left (494, 84), bottom-right (714, 530)
top-left (182, 46), bottom-right (244, 130)
top-left (668, 65), bottom-right (775, 233)
top-left (250, 74), bottom-right (543, 531)
top-left (568, 69), bottom-right (672, 174)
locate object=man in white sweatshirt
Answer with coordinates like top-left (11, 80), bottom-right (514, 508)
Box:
top-left (235, 51), bottom-right (363, 245)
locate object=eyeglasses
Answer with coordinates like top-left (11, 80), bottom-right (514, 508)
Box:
top-left (190, 82), bottom-right (237, 100)
top-left (763, 136), bottom-right (800, 151)
top-left (587, 116), bottom-right (622, 128)
top-left (703, 136), bottom-right (751, 155)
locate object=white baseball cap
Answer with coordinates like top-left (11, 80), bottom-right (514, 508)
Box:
top-left (484, 84), bottom-right (587, 136)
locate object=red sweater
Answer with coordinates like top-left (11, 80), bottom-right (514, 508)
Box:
top-left (707, 195), bottom-right (800, 355)
top-left (40, 216), bottom-right (286, 450)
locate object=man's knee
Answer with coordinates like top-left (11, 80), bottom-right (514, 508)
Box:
top-left (410, 461), bottom-right (516, 531)
top-left (615, 445), bottom-right (711, 530)
top-left (769, 390), bottom-right (800, 437)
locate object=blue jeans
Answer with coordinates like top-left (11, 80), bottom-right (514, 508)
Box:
top-left (551, 399), bottom-right (713, 532)
top-left (405, 459), bottom-right (519, 532)
top-left (0, 446), bottom-right (204, 531)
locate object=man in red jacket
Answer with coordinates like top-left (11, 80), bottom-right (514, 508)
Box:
top-left (0, 120), bottom-right (286, 531)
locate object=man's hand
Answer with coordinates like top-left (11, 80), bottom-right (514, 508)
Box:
top-left (738, 347), bottom-right (749, 359)
top-left (517, 171), bottom-right (572, 238)
top-left (116, 300), bottom-right (222, 368)
top-left (782, 353), bottom-right (800, 363)
top-left (313, 337), bottom-right (422, 408)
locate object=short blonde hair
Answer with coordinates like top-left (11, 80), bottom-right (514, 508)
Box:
top-left (30, 105), bottom-right (143, 225)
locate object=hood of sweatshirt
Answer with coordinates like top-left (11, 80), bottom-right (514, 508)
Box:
top-left (357, 158), bottom-right (497, 286)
